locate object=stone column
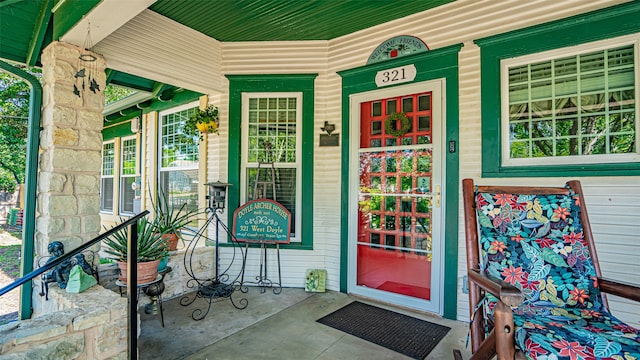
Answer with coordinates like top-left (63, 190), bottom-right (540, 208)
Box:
top-left (36, 41), bottom-right (105, 260)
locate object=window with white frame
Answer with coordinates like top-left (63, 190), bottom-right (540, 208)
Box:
top-left (119, 136), bottom-right (137, 214)
top-left (241, 93), bottom-right (301, 240)
top-left (502, 38), bottom-right (638, 166)
top-left (159, 103), bottom-right (199, 217)
top-left (100, 141), bottom-right (115, 212)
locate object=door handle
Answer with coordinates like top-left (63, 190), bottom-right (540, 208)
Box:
top-left (434, 185), bottom-right (441, 208)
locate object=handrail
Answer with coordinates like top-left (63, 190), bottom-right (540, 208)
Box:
top-left (0, 210), bottom-right (149, 360)
top-left (0, 210), bottom-right (149, 297)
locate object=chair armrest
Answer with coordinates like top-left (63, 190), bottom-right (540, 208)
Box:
top-left (598, 277), bottom-right (640, 302)
top-left (468, 268), bottom-right (523, 307)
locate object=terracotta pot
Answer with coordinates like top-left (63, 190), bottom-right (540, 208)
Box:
top-left (117, 260), bottom-right (160, 285)
top-left (161, 233), bottom-right (180, 251)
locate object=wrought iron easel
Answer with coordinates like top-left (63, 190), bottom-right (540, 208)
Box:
top-left (179, 182), bottom-right (248, 321)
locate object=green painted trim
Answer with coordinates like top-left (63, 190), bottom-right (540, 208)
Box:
top-left (26, 0), bottom-right (53, 67)
top-left (139, 90), bottom-right (202, 114)
top-left (338, 44), bottom-right (462, 320)
top-left (107, 70), bottom-right (161, 93)
top-left (104, 89), bottom-right (202, 123)
top-left (52, 0), bottom-right (100, 40)
top-left (477, 2), bottom-right (640, 177)
top-left (104, 106), bottom-right (141, 122)
top-left (0, 60), bottom-right (42, 320)
top-left (225, 74), bottom-right (317, 250)
top-left (103, 118), bottom-right (136, 141)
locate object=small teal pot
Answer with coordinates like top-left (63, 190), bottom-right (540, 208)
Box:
top-left (157, 255), bottom-right (169, 272)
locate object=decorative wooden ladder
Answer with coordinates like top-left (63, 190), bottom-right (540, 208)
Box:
top-left (253, 161), bottom-right (277, 201)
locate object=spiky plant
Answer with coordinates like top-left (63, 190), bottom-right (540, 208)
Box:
top-left (150, 187), bottom-right (200, 236)
top-left (103, 217), bottom-right (168, 263)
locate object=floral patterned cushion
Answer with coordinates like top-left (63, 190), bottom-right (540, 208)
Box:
top-left (513, 307), bottom-right (640, 359)
top-left (476, 191), bottom-right (640, 359)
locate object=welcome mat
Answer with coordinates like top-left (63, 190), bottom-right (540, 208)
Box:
top-left (317, 301), bottom-right (450, 359)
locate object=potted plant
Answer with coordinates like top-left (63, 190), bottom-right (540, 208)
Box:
top-left (183, 104), bottom-right (219, 141)
top-left (150, 188), bottom-right (200, 251)
top-left (103, 216), bottom-right (169, 284)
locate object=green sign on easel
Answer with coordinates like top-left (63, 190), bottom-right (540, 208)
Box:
top-left (233, 199), bottom-right (291, 244)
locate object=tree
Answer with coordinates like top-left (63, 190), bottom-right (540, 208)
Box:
top-left (0, 68), bottom-right (35, 193)
top-left (0, 67), bottom-right (136, 195)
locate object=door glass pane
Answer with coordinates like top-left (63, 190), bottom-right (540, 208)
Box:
top-left (358, 149), bottom-right (432, 300)
top-left (357, 92), bottom-right (434, 301)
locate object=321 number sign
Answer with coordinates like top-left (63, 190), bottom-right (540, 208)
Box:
top-left (375, 64), bottom-right (416, 88)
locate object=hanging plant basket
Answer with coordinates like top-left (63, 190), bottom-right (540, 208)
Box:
top-left (384, 112), bottom-right (411, 137)
top-left (183, 104), bottom-right (219, 141)
top-left (196, 121), bottom-right (218, 134)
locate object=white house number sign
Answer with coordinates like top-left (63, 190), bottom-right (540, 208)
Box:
top-left (375, 64), bottom-right (416, 88)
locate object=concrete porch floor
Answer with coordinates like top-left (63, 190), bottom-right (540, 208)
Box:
top-left (138, 287), bottom-right (471, 359)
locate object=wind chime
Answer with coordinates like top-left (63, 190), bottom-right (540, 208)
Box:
top-left (74, 23), bottom-right (101, 98)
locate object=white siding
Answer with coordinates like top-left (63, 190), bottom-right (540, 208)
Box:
top-left (95, 0), bottom-right (639, 325)
top-left (218, 0), bottom-right (640, 324)
top-left (94, 10), bottom-right (223, 94)
top-left (218, 41), bottom-right (340, 290)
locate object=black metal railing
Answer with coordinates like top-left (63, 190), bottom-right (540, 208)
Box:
top-left (0, 210), bottom-right (149, 360)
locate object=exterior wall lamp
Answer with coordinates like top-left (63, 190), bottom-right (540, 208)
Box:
top-left (205, 181), bottom-right (231, 212)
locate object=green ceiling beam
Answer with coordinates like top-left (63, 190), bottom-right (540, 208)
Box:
top-left (103, 87), bottom-right (202, 123)
top-left (151, 81), bottom-right (169, 97)
top-left (52, 0), bottom-right (100, 40)
top-left (25, 0), bottom-right (52, 66)
top-left (105, 68), bottom-right (115, 84)
top-left (0, 0), bottom-right (26, 9)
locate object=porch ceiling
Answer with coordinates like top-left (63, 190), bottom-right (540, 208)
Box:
top-left (1, 0), bottom-right (453, 66)
top-left (149, 0), bottom-right (455, 42)
top-left (0, 0), bottom-right (453, 118)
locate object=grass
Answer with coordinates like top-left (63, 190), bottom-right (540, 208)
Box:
top-left (0, 225), bottom-right (21, 280)
top-left (0, 244), bottom-right (20, 279)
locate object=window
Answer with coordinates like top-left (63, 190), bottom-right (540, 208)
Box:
top-left (478, 5), bottom-right (640, 176)
top-left (158, 103), bottom-right (199, 216)
top-left (241, 93), bottom-right (301, 239)
top-left (101, 141), bottom-right (115, 212)
top-left (119, 136), bottom-right (137, 214)
top-left (227, 74), bottom-right (315, 249)
top-left (502, 40), bottom-right (638, 166)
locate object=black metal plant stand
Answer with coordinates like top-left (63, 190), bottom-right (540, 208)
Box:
top-left (179, 205), bottom-right (248, 321)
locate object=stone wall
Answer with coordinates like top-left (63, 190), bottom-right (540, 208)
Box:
top-left (99, 246), bottom-right (218, 302)
top-left (0, 286), bottom-right (127, 359)
top-left (0, 246), bottom-right (217, 359)
top-left (36, 41), bottom-right (105, 262)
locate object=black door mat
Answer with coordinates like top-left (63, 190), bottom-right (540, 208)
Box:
top-left (317, 301), bottom-right (450, 359)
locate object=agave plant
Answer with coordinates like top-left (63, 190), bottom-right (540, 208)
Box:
top-left (103, 217), bottom-right (168, 263)
top-left (150, 187), bottom-right (200, 236)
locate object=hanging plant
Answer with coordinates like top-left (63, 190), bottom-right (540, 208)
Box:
top-left (384, 112), bottom-right (411, 137)
top-left (183, 104), bottom-right (219, 141)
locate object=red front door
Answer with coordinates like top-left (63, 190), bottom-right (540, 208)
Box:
top-left (357, 92), bottom-right (434, 301)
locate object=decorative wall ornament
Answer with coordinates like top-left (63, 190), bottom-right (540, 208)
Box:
top-left (367, 35), bottom-right (429, 64)
top-left (74, 23), bottom-right (101, 98)
top-left (321, 121), bottom-right (336, 135)
top-left (320, 121), bottom-right (339, 147)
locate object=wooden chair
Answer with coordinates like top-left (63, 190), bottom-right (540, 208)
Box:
top-left (455, 178), bottom-right (640, 360)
